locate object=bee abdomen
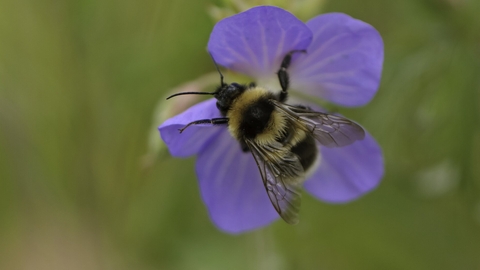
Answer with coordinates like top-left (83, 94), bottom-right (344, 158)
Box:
top-left (290, 135), bottom-right (317, 171)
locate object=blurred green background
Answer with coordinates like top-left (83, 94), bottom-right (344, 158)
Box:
top-left (1, 0), bottom-right (479, 269)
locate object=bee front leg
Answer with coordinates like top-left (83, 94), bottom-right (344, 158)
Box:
top-left (277, 50), bottom-right (306, 102)
top-left (178, 118), bottom-right (229, 133)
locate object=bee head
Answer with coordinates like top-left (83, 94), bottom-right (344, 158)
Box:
top-left (214, 82), bottom-right (246, 113)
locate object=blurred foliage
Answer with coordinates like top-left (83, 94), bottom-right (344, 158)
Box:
top-left (0, 0), bottom-right (479, 269)
top-left (207, 0), bottom-right (326, 21)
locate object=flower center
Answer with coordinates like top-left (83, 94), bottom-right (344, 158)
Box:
top-left (255, 76), bottom-right (281, 93)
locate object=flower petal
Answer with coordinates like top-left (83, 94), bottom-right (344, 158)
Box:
top-left (304, 131), bottom-right (384, 202)
top-left (159, 99), bottom-right (223, 158)
top-left (290, 13), bottom-right (384, 107)
top-left (208, 6), bottom-right (312, 78)
top-left (196, 129), bottom-right (279, 233)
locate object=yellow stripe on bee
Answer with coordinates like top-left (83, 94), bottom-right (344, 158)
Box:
top-left (254, 109), bottom-right (287, 145)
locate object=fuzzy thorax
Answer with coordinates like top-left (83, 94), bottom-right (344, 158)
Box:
top-left (226, 87), bottom-right (287, 145)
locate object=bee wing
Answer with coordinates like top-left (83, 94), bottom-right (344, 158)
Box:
top-left (272, 101), bottom-right (365, 148)
top-left (244, 139), bottom-right (303, 224)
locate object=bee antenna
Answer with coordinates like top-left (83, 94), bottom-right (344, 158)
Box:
top-left (209, 53), bottom-right (225, 86)
top-left (166, 91), bottom-right (216, 100)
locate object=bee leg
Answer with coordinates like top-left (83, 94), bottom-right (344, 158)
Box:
top-left (178, 118), bottom-right (229, 133)
top-left (239, 140), bottom-right (250, 152)
top-left (277, 50), bottom-right (307, 102)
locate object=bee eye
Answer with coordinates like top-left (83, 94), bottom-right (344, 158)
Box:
top-left (231, 83), bottom-right (240, 88)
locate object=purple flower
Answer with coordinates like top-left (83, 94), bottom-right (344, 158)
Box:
top-left (159, 6), bottom-right (384, 234)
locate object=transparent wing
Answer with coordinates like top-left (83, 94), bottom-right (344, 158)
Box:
top-left (245, 139), bottom-right (303, 224)
top-left (272, 100), bottom-right (365, 148)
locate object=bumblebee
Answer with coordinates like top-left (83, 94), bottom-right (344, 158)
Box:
top-left (166, 51), bottom-right (365, 224)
